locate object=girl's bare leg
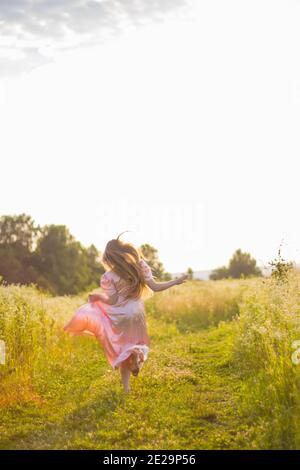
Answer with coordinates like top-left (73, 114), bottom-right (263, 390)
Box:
top-left (120, 360), bottom-right (131, 393)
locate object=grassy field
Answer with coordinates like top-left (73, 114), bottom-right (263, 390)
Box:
top-left (1, 273), bottom-right (300, 449)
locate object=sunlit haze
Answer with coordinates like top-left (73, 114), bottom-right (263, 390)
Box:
top-left (1, 0), bottom-right (300, 273)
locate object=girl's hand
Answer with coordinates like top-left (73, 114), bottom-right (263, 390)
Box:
top-left (174, 274), bottom-right (188, 285)
top-left (88, 294), bottom-right (100, 303)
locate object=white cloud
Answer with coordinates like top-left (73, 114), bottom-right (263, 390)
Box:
top-left (0, 0), bottom-right (187, 76)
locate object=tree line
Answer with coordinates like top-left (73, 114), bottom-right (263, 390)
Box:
top-left (0, 214), bottom-right (262, 294)
top-left (0, 214), bottom-right (171, 295)
top-left (186, 249), bottom-right (262, 280)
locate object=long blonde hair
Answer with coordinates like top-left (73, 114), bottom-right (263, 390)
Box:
top-left (101, 233), bottom-right (152, 300)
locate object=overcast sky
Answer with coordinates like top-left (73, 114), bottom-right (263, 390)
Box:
top-left (1, 0), bottom-right (300, 273)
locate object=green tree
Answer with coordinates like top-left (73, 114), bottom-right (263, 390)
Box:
top-left (209, 266), bottom-right (229, 281)
top-left (34, 225), bottom-right (98, 295)
top-left (139, 243), bottom-right (170, 280)
top-left (0, 213), bottom-right (40, 250)
top-left (0, 214), bottom-right (105, 295)
top-left (210, 249), bottom-right (262, 280)
top-left (187, 267), bottom-right (194, 280)
top-left (86, 244), bottom-right (105, 287)
top-left (0, 214), bottom-right (40, 284)
top-left (228, 249), bottom-right (262, 278)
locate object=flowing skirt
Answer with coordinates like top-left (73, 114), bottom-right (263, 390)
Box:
top-left (64, 299), bottom-right (150, 369)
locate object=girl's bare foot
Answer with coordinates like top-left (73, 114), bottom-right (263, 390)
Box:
top-left (129, 349), bottom-right (144, 376)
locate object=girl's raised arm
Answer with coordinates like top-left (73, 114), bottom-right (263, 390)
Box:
top-left (146, 274), bottom-right (188, 292)
top-left (140, 258), bottom-right (188, 292)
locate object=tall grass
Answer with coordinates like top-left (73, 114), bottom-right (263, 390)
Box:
top-left (234, 270), bottom-right (300, 448)
top-left (147, 279), bottom-right (250, 331)
top-left (0, 279), bottom-right (247, 407)
top-left (3, 273), bottom-right (300, 449)
top-left (0, 284), bottom-right (84, 407)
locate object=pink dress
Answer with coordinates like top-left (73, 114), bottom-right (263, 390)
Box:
top-left (64, 258), bottom-right (153, 369)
